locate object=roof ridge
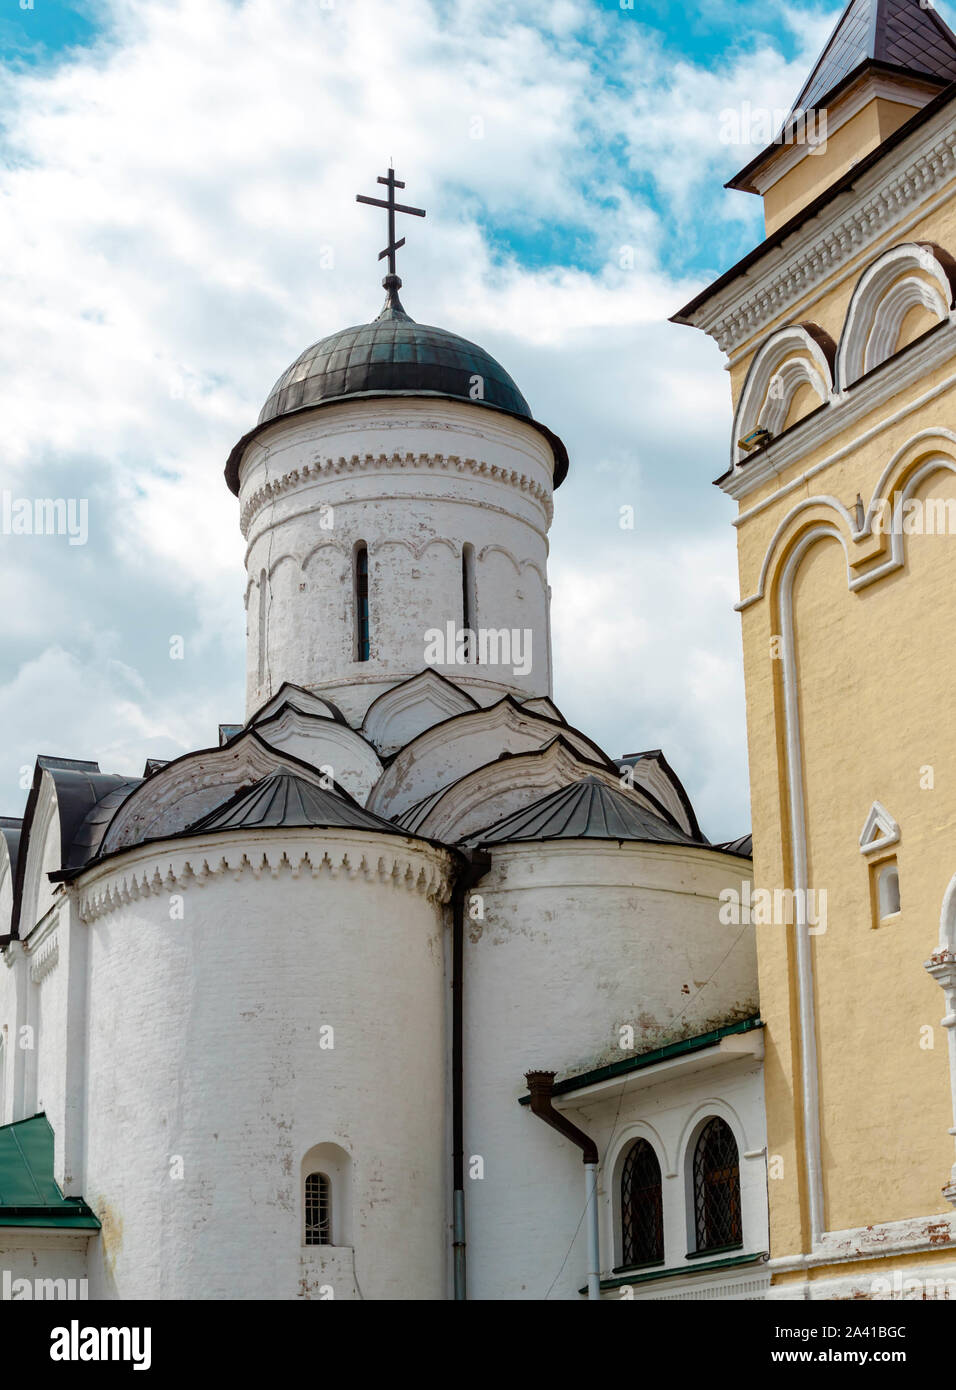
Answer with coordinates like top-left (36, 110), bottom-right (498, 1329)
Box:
top-left (792, 0), bottom-right (956, 116)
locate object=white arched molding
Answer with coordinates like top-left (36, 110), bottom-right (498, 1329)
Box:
top-left (607, 1123), bottom-right (670, 1269)
top-left (732, 324), bottom-right (835, 467)
top-left (775, 524), bottom-right (850, 1245)
top-left (677, 1100), bottom-right (750, 1257)
top-left (738, 437), bottom-right (956, 611)
top-left (838, 242), bottom-right (956, 389)
top-left (924, 876), bottom-right (956, 1207)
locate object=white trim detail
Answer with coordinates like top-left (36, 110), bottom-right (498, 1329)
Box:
top-left (769, 1211), bottom-right (956, 1278)
top-left (778, 524), bottom-right (843, 1244)
top-left (838, 243), bottom-right (954, 387)
top-left (687, 105), bottom-right (956, 355)
top-left (925, 878), bottom-right (956, 1206)
top-left (859, 801), bottom-right (900, 856)
top-left (731, 325), bottom-right (834, 467)
top-left (723, 335), bottom-right (956, 509)
top-left (737, 441), bottom-right (956, 610)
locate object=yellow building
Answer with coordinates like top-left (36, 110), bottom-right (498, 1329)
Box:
top-left (674, 0), bottom-right (956, 1298)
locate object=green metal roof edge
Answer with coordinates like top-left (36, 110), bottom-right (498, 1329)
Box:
top-left (580, 1249), bottom-right (768, 1295)
top-left (0, 1210), bottom-right (101, 1229)
top-left (0, 1112), bottom-right (101, 1228)
top-left (519, 1015), bottom-right (764, 1105)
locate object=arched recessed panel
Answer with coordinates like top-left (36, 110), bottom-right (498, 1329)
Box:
top-left (732, 324), bottom-right (835, 465)
top-left (838, 242), bottom-right (956, 388)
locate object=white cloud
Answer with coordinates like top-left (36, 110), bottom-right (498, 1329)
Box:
top-left (0, 0), bottom-right (821, 837)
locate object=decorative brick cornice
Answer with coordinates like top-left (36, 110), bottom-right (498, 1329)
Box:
top-left (700, 124), bottom-right (956, 356)
top-left (29, 934), bottom-right (59, 984)
top-left (240, 450), bottom-right (553, 535)
top-left (75, 837), bottom-right (454, 923)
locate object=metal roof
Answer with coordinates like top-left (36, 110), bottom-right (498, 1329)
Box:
top-left (182, 765), bottom-right (408, 838)
top-left (0, 818), bottom-right (22, 879)
top-left (463, 775), bottom-right (705, 848)
top-left (616, 749), bottom-right (704, 841)
top-left (11, 760), bottom-right (141, 934)
top-left (0, 1114), bottom-right (100, 1229)
top-left (258, 284), bottom-right (531, 426)
top-left (716, 832), bottom-right (753, 859)
top-left (518, 1015), bottom-right (764, 1103)
top-left (794, 0), bottom-right (956, 113)
top-left (224, 287), bottom-right (570, 493)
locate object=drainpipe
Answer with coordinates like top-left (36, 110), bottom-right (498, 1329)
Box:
top-left (525, 1070), bottom-right (601, 1300)
top-left (451, 848), bottom-right (491, 1301)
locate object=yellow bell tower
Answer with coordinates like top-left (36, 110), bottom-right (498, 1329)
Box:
top-left (674, 0), bottom-right (956, 1297)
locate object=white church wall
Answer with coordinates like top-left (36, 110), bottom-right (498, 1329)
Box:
top-left (462, 840), bottom-right (756, 1300)
top-left (0, 1231), bottom-right (92, 1296)
top-left (0, 962), bottom-right (14, 1126)
top-left (75, 827), bottom-right (453, 1300)
top-left (237, 398), bottom-right (556, 723)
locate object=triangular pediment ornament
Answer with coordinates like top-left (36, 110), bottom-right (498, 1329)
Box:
top-left (859, 800), bottom-right (900, 855)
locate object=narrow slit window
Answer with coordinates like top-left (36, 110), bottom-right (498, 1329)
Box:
top-left (355, 545), bottom-right (370, 662)
top-left (304, 1172), bottom-right (332, 1245)
top-left (257, 568), bottom-right (268, 687)
top-left (462, 543), bottom-right (477, 664)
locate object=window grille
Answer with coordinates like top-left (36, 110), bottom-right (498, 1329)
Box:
top-left (692, 1117), bottom-right (742, 1252)
top-left (305, 1172), bottom-right (332, 1245)
top-left (620, 1138), bottom-right (663, 1267)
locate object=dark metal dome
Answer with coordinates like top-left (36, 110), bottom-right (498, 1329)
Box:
top-left (258, 280), bottom-right (531, 425)
top-left (224, 277), bottom-right (569, 493)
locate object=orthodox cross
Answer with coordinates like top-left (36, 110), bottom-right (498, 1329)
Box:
top-left (356, 168), bottom-right (426, 277)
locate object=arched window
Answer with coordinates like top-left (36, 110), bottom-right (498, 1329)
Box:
top-left (354, 545), bottom-right (370, 662)
top-left (692, 1117), bottom-right (742, 1253)
top-left (620, 1138), bottom-right (663, 1267)
top-left (461, 543), bottom-right (476, 663)
top-left (878, 863), bottom-right (901, 920)
top-left (304, 1172), bottom-right (332, 1245)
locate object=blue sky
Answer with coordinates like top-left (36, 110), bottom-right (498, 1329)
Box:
top-left (2, 0), bottom-right (941, 840)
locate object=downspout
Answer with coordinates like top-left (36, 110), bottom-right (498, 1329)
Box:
top-left (525, 1070), bottom-right (601, 1300)
top-left (451, 847), bottom-right (490, 1301)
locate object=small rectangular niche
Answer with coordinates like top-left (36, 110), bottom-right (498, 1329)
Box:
top-left (869, 854), bottom-right (900, 930)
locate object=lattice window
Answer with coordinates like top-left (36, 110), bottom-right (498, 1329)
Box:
top-left (692, 1117), bottom-right (742, 1253)
top-left (620, 1138), bottom-right (664, 1267)
top-left (305, 1171), bottom-right (332, 1245)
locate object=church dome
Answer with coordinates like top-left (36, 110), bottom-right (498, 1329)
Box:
top-left (258, 280), bottom-right (531, 425)
top-left (225, 276), bottom-right (569, 493)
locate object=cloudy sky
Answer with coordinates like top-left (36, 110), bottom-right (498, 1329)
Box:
top-left (1, 0), bottom-right (908, 841)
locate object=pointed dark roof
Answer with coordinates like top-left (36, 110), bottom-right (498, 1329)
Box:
top-left (182, 766), bottom-right (406, 838)
top-left (463, 776), bottom-right (704, 849)
top-left (794, 0), bottom-right (956, 114)
top-left (715, 832), bottom-right (753, 859)
top-left (0, 819), bottom-right (22, 879)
